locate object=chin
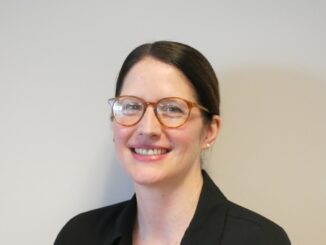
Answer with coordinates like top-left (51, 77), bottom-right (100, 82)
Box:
top-left (127, 166), bottom-right (170, 187)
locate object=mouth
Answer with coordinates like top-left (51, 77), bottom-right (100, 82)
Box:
top-left (132, 148), bottom-right (170, 156)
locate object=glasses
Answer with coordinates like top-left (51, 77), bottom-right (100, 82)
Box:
top-left (108, 96), bottom-right (210, 128)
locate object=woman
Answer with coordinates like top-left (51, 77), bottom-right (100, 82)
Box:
top-left (55, 41), bottom-right (291, 244)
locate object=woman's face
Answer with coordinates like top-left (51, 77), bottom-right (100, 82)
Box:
top-left (113, 57), bottom-right (215, 187)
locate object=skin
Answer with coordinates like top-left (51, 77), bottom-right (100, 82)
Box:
top-left (113, 56), bottom-right (221, 244)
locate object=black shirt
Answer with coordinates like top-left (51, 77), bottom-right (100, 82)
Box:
top-left (54, 171), bottom-right (291, 245)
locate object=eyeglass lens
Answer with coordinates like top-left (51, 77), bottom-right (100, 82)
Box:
top-left (112, 97), bottom-right (191, 127)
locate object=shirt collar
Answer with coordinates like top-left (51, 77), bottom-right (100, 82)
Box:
top-left (104, 195), bottom-right (137, 245)
top-left (104, 170), bottom-right (229, 245)
top-left (181, 170), bottom-right (229, 244)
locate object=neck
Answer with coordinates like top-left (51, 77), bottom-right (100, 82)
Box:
top-left (133, 169), bottom-right (203, 244)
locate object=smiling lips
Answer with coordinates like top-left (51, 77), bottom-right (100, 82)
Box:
top-left (133, 148), bottom-right (169, 156)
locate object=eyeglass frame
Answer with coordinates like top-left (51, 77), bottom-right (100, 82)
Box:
top-left (108, 95), bottom-right (210, 128)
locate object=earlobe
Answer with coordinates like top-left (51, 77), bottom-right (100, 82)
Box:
top-left (202, 115), bottom-right (221, 149)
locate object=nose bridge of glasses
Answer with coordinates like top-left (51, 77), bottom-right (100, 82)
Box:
top-left (144, 101), bottom-right (157, 108)
top-left (139, 101), bottom-right (162, 127)
top-left (142, 101), bottom-right (160, 116)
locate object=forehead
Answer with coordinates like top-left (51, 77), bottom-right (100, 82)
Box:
top-left (120, 57), bottom-right (197, 101)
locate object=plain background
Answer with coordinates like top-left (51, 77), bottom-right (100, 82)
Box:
top-left (0, 0), bottom-right (325, 244)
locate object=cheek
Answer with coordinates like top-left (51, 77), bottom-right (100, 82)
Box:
top-left (113, 125), bottom-right (132, 153)
top-left (172, 125), bottom-right (205, 150)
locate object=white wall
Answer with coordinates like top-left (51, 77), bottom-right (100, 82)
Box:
top-left (0, 1), bottom-right (325, 244)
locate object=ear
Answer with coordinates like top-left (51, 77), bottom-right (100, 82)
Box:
top-left (201, 115), bottom-right (221, 150)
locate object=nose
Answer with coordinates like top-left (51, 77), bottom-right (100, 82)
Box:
top-left (136, 106), bottom-right (162, 137)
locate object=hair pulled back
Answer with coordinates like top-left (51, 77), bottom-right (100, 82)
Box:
top-left (115, 41), bottom-right (220, 121)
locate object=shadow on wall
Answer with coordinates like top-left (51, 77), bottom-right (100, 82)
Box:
top-left (214, 65), bottom-right (325, 174)
top-left (207, 65), bottom-right (326, 245)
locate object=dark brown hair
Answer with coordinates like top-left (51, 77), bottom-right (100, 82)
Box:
top-left (115, 41), bottom-right (220, 120)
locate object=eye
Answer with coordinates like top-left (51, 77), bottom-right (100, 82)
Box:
top-left (158, 102), bottom-right (187, 118)
top-left (161, 104), bottom-right (184, 113)
top-left (124, 103), bottom-right (142, 111)
top-left (120, 102), bottom-right (142, 116)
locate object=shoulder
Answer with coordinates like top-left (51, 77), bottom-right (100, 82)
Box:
top-left (54, 200), bottom-right (130, 245)
top-left (222, 201), bottom-right (291, 245)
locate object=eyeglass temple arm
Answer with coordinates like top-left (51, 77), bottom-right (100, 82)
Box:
top-left (194, 103), bottom-right (210, 113)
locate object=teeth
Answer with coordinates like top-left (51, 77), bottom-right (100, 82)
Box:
top-left (134, 148), bottom-right (167, 156)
